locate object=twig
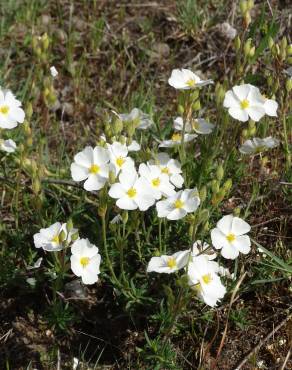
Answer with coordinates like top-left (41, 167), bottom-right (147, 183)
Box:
top-left (266, 0), bottom-right (274, 17)
top-left (212, 272), bottom-right (247, 369)
top-left (280, 181), bottom-right (292, 186)
top-left (41, 178), bottom-right (83, 189)
top-left (234, 313), bottom-right (291, 370)
top-left (280, 346), bottom-right (292, 370)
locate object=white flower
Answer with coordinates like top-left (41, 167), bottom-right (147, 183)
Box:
top-left (263, 98), bottom-right (278, 117)
top-left (109, 169), bottom-right (156, 211)
top-left (0, 88), bottom-right (25, 129)
top-left (33, 222), bottom-right (77, 252)
top-left (239, 137), bottom-right (279, 155)
top-left (158, 132), bottom-right (197, 148)
top-left (149, 152), bottom-right (184, 188)
top-left (211, 215), bottom-right (251, 259)
top-left (147, 250), bottom-right (190, 274)
top-left (107, 141), bottom-right (135, 176)
top-left (224, 84), bottom-right (269, 122)
top-left (138, 163), bottom-right (175, 200)
top-left (71, 146), bottom-right (110, 191)
top-left (0, 139), bottom-right (16, 153)
top-left (127, 140), bottom-right (141, 152)
top-left (156, 188), bottom-right (200, 220)
top-left (119, 108), bottom-right (153, 130)
top-left (191, 240), bottom-right (217, 260)
top-left (50, 66), bottom-right (58, 78)
top-left (188, 255), bottom-right (226, 307)
top-left (168, 69), bottom-right (213, 90)
top-left (70, 238), bottom-right (101, 285)
top-left (173, 116), bottom-right (214, 135)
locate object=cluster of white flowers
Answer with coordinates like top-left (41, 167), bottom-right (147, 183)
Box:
top-left (71, 141), bottom-right (200, 219)
top-left (33, 222), bottom-right (101, 284)
top-left (147, 215), bottom-right (251, 307)
top-left (30, 68), bottom-right (278, 305)
top-left (0, 87), bottom-right (25, 154)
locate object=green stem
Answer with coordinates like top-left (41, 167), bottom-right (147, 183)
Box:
top-left (101, 213), bottom-right (121, 288)
top-left (282, 113), bottom-right (291, 170)
top-left (158, 218), bottom-right (162, 253)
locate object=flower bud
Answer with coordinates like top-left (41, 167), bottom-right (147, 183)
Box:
top-left (199, 186), bottom-right (207, 203)
top-left (234, 35), bottom-right (241, 52)
top-left (32, 179), bottom-right (41, 194)
top-left (35, 47), bottom-right (42, 57)
top-left (287, 44), bottom-right (292, 56)
top-left (59, 230), bottom-right (66, 243)
top-left (249, 46), bottom-right (255, 58)
top-left (239, 0), bottom-right (247, 14)
top-left (113, 118), bottom-right (123, 135)
top-left (177, 104), bottom-right (185, 116)
top-left (267, 75), bottom-right (273, 87)
top-left (268, 37), bottom-right (274, 49)
top-left (211, 179), bottom-right (220, 194)
top-left (122, 211), bottom-right (128, 224)
top-left (244, 38), bottom-right (252, 58)
top-left (233, 207), bottom-right (241, 217)
top-left (26, 137), bottom-right (33, 147)
top-left (71, 231), bottom-right (79, 241)
top-left (192, 100), bottom-right (201, 111)
top-left (32, 35), bottom-right (38, 50)
top-left (242, 128), bottom-right (248, 139)
top-left (248, 126), bottom-right (256, 136)
top-left (216, 164), bottom-right (224, 181)
top-left (18, 144), bottom-right (24, 153)
top-left (285, 78), bottom-right (292, 92)
top-left (198, 209), bottom-right (209, 224)
top-left (26, 103), bottom-right (33, 120)
top-left (190, 89), bottom-right (199, 101)
top-left (66, 219), bottom-right (74, 232)
top-left (247, 0), bottom-right (254, 10)
top-left (42, 33), bottom-right (50, 50)
top-left (108, 170), bottom-right (116, 184)
top-left (203, 220), bottom-right (209, 232)
top-left (244, 12), bottom-right (251, 27)
top-left (223, 178), bottom-right (232, 192)
top-left (98, 205), bottom-right (107, 217)
top-left (215, 83), bottom-right (225, 105)
top-left (260, 156), bottom-right (268, 166)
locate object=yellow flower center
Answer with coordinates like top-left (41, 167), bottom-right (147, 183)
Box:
top-left (89, 164), bottom-right (100, 174)
top-left (80, 256), bottom-right (90, 268)
top-left (186, 79), bottom-right (196, 87)
top-left (116, 156), bottom-right (125, 168)
top-left (127, 187), bottom-right (137, 198)
top-left (167, 257), bottom-right (177, 269)
top-left (192, 119), bottom-right (199, 129)
top-left (171, 133), bottom-right (181, 142)
top-left (202, 273), bottom-right (212, 284)
top-left (255, 145), bottom-right (266, 153)
top-left (51, 235), bottom-right (59, 244)
top-left (240, 99), bottom-right (250, 109)
top-left (161, 167), bottom-right (170, 175)
top-left (0, 105), bottom-right (9, 115)
top-left (226, 233), bottom-right (236, 242)
top-left (152, 177), bottom-right (161, 187)
top-left (174, 199), bottom-right (184, 209)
